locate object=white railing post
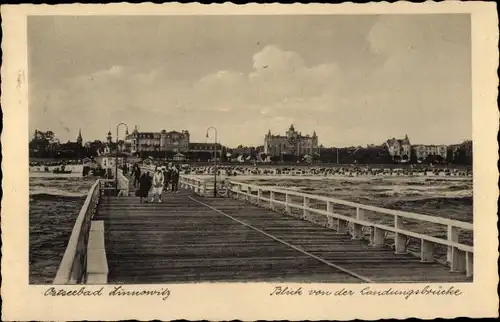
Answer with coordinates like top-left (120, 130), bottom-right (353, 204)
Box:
top-left (246, 186), bottom-right (252, 203)
top-left (394, 215), bottom-right (407, 254)
top-left (303, 197), bottom-right (310, 220)
top-left (326, 201), bottom-right (334, 228)
top-left (285, 194), bottom-right (291, 214)
top-left (202, 181), bottom-right (207, 197)
top-left (372, 227), bottom-right (385, 247)
top-left (466, 252), bottom-right (473, 277)
top-left (352, 208), bottom-right (364, 240)
top-left (449, 224), bottom-right (466, 273)
top-left (447, 225), bottom-right (459, 263)
top-left (269, 191), bottom-right (275, 210)
top-left (257, 189), bottom-right (263, 206)
top-left (233, 184), bottom-right (241, 200)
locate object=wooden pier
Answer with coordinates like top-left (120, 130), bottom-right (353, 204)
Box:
top-left (54, 172), bottom-right (473, 285)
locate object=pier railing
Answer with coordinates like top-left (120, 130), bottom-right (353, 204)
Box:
top-left (180, 175), bottom-right (473, 278)
top-left (228, 181), bottom-right (474, 277)
top-left (116, 169), bottom-right (129, 196)
top-left (180, 175), bottom-right (210, 196)
top-left (53, 179), bottom-right (103, 284)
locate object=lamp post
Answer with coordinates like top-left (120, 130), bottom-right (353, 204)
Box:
top-left (116, 122), bottom-right (129, 191)
top-left (206, 126), bottom-right (217, 197)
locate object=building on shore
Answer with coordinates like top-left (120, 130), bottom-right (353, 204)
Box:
top-left (108, 126), bottom-right (224, 160)
top-left (124, 126), bottom-right (190, 154)
top-left (53, 129), bottom-right (84, 157)
top-left (413, 144), bottom-right (448, 161)
top-left (264, 124), bottom-right (319, 157)
top-left (385, 135), bottom-right (412, 162)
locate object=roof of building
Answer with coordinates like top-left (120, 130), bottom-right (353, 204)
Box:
top-left (386, 135), bottom-right (410, 146)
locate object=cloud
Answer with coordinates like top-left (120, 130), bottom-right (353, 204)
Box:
top-left (30, 28), bottom-right (471, 147)
top-left (31, 45), bottom-right (342, 145)
top-left (252, 45), bottom-right (303, 71)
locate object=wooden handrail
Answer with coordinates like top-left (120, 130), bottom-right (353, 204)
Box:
top-left (54, 179), bottom-right (101, 284)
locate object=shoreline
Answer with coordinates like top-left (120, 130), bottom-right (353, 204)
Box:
top-left (188, 174), bottom-right (473, 181)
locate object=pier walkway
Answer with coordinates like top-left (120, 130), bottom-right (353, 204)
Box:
top-left (54, 172), bottom-right (473, 285)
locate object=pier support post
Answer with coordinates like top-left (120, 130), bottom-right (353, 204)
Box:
top-left (447, 225), bottom-right (459, 263)
top-left (466, 252), bottom-right (473, 278)
top-left (269, 191), bottom-right (275, 210)
top-left (394, 216), bottom-right (407, 254)
top-left (303, 197), bottom-right (310, 220)
top-left (233, 184), bottom-right (240, 200)
top-left (326, 202), bottom-right (334, 228)
top-left (420, 239), bottom-right (434, 263)
top-left (451, 249), bottom-right (467, 273)
top-left (337, 219), bottom-right (347, 234)
top-left (371, 227), bottom-right (385, 247)
top-left (285, 194), bottom-right (291, 215)
top-left (352, 208), bottom-right (364, 240)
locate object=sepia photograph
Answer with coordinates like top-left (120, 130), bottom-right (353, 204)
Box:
top-left (1, 2), bottom-right (498, 321)
top-left (28, 13), bottom-right (474, 285)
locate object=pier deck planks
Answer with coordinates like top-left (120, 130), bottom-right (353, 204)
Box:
top-left (94, 184), bottom-right (471, 284)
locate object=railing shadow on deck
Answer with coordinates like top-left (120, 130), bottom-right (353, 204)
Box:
top-left (179, 175), bottom-right (474, 278)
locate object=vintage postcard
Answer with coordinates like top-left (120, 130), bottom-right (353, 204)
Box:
top-left (1, 2), bottom-right (498, 321)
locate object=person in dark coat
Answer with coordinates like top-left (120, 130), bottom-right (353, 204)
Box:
top-left (171, 165), bottom-right (180, 193)
top-left (133, 165), bottom-right (141, 187)
top-left (138, 172), bottom-right (151, 203)
top-left (163, 165), bottom-right (171, 192)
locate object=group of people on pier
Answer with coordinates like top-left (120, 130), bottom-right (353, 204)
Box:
top-left (131, 163), bottom-right (181, 203)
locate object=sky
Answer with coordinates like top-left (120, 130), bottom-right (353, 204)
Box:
top-left (28, 14), bottom-right (471, 148)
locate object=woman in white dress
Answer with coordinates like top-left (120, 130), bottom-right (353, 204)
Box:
top-left (150, 166), bottom-right (165, 203)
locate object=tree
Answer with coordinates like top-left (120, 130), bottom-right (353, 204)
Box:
top-left (424, 154), bottom-right (435, 164)
top-left (30, 130), bottom-right (60, 157)
top-left (453, 140), bottom-right (473, 165)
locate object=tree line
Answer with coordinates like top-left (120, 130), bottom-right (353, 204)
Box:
top-left (29, 130), bottom-right (472, 165)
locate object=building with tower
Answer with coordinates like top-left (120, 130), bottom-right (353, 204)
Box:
top-left (48, 129), bottom-right (85, 157)
top-left (385, 135), bottom-right (412, 162)
top-left (264, 124), bottom-right (319, 157)
top-left (76, 129), bottom-right (83, 147)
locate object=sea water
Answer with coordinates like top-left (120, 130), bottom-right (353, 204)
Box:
top-left (29, 176), bottom-right (95, 284)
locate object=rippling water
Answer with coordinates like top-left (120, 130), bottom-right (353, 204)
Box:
top-left (29, 174), bottom-right (472, 284)
top-left (29, 176), bottom-right (95, 284)
top-left (239, 176), bottom-right (473, 222)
